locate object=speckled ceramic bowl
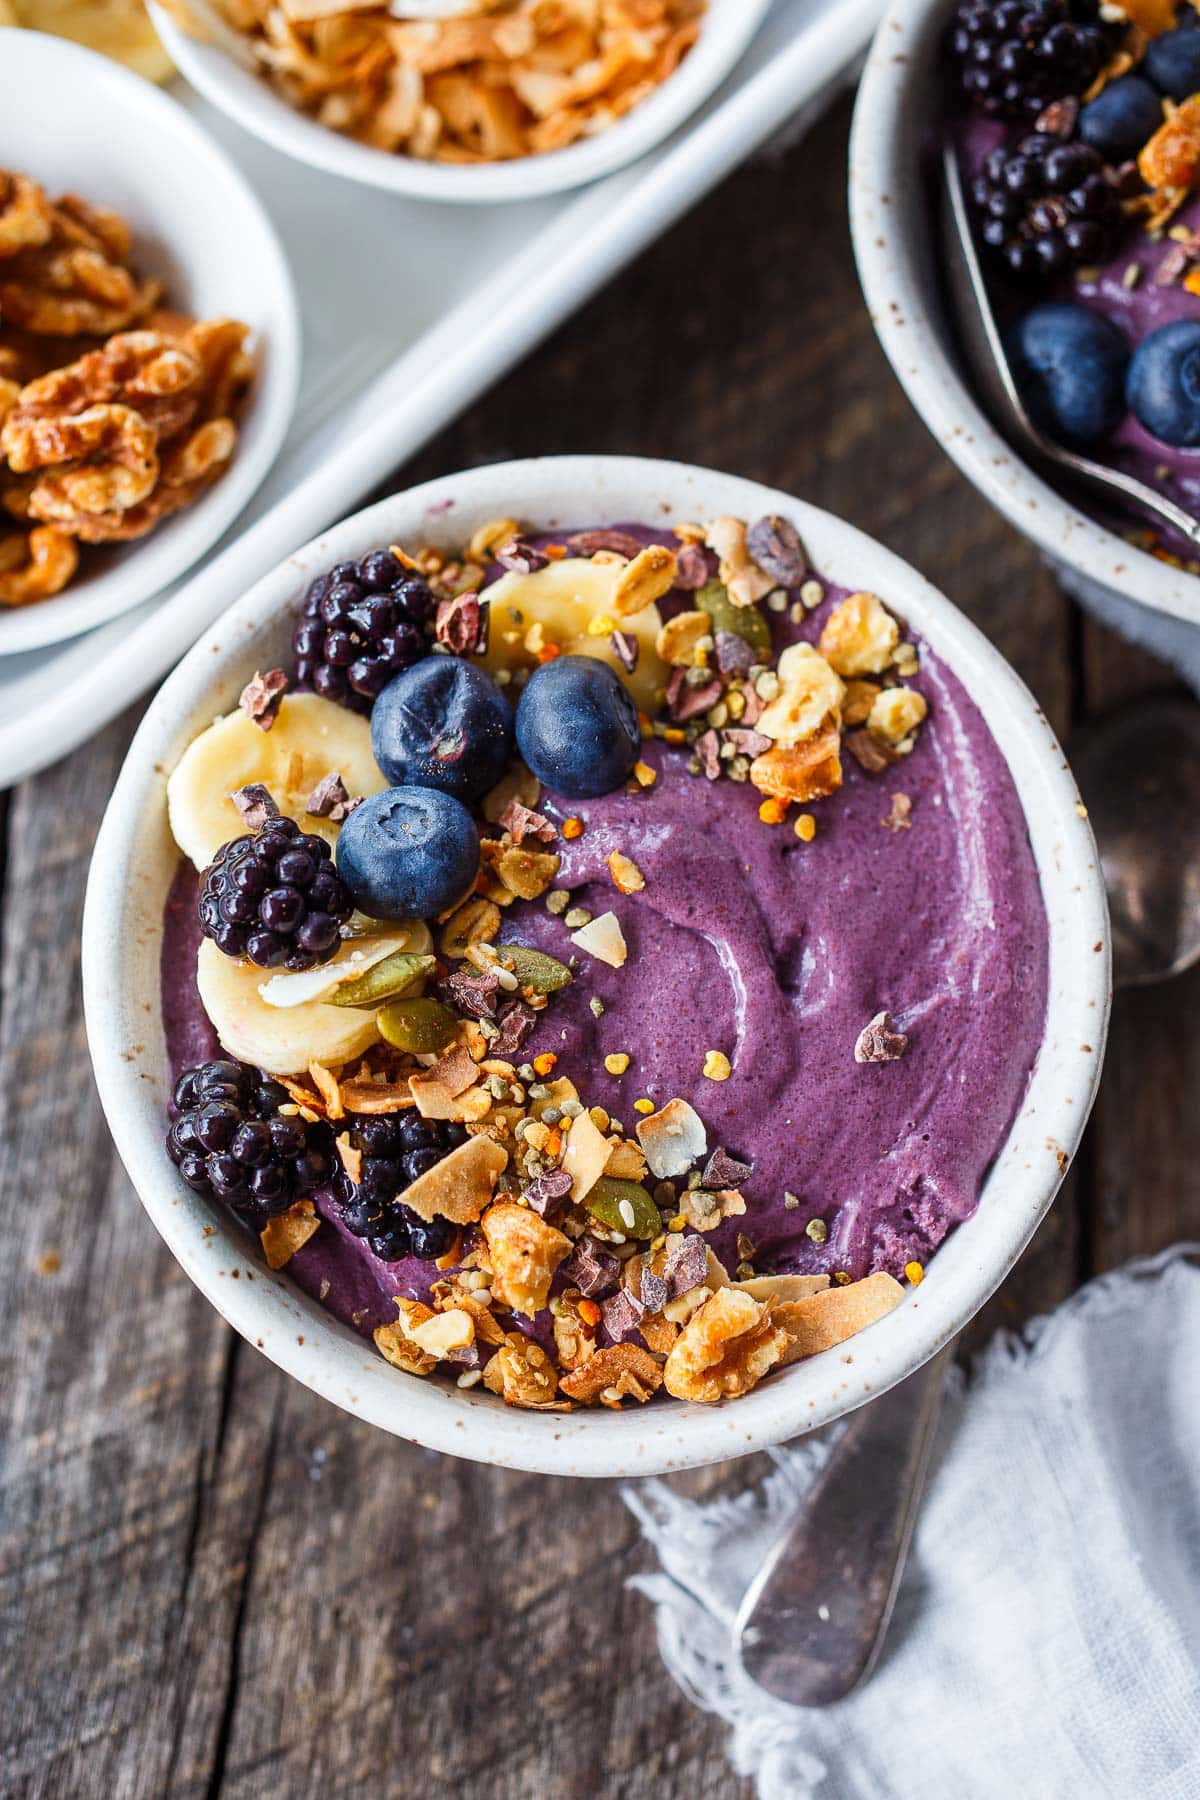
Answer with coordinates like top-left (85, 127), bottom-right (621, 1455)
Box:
top-left (81, 456), bottom-right (1110, 1477)
top-left (850, 0), bottom-right (1200, 633)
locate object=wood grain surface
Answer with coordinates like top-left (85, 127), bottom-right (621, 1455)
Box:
top-left (3, 96), bottom-right (1198, 1799)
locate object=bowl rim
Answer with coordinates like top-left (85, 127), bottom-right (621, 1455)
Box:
top-left (849, 0), bottom-right (1200, 629)
top-left (0, 29), bottom-right (302, 656)
top-left (82, 453), bottom-right (1111, 1478)
top-left (148, 0), bottom-right (773, 204)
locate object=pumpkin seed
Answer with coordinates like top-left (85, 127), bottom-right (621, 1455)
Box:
top-left (695, 579), bottom-right (771, 658)
top-left (328, 952), bottom-right (435, 1009)
top-left (584, 1177), bottom-right (660, 1240)
top-left (499, 944), bottom-right (572, 993)
top-left (378, 997), bottom-right (458, 1054)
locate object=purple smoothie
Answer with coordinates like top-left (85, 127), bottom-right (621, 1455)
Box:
top-left (955, 111), bottom-right (1200, 562)
top-left (161, 537), bottom-right (1050, 1342)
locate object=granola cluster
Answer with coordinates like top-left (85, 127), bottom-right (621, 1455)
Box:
top-left (0, 167), bottom-right (252, 608)
top-left (161, 0), bottom-right (705, 165)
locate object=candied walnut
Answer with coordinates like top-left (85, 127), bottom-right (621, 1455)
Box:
top-left (0, 172), bottom-right (52, 259)
top-left (393, 1296), bottom-right (475, 1358)
top-left (0, 212), bottom-right (160, 336)
top-left (482, 1331), bottom-right (564, 1410)
top-left (818, 592), bottom-right (900, 677)
top-left (868, 686), bottom-right (927, 749)
top-left (480, 1201), bottom-right (570, 1317)
top-left (842, 678), bottom-right (881, 727)
top-left (750, 726), bottom-right (843, 805)
top-left (553, 1289), bottom-right (600, 1372)
top-left (1140, 97), bottom-right (1200, 195)
top-left (756, 644), bottom-right (845, 749)
top-left (0, 526), bottom-right (78, 607)
top-left (662, 1287), bottom-right (787, 1403)
top-left (559, 1342), bottom-right (664, 1408)
top-left (705, 516), bottom-right (774, 608)
top-left (773, 1271), bottom-right (905, 1366)
top-left (606, 850), bottom-right (645, 894)
top-left (639, 1311), bottom-right (679, 1355)
top-left (52, 418), bottom-right (237, 543)
top-left (259, 1199), bottom-right (320, 1270)
top-left (611, 542), bottom-right (677, 616)
top-left (3, 401), bottom-right (158, 514)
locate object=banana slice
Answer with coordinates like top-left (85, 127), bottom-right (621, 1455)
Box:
top-left (476, 559), bottom-right (668, 714)
top-left (167, 693), bottom-right (387, 870)
top-left (197, 938), bottom-right (384, 1075)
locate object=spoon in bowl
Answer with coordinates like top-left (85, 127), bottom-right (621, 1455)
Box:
top-left (943, 141), bottom-right (1200, 986)
top-left (940, 141), bottom-right (1200, 551)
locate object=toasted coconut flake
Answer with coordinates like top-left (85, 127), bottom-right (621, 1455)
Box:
top-left (735, 1273), bottom-right (831, 1302)
top-left (570, 909), bottom-right (627, 967)
top-left (636, 1097), bottom-right (707, 1180)
top-left (307, 1060), bottom-right (343, 1121)
top-left (481, 1202), bottom-right (570, 1316)
top-left (562, 1107), bottom-right (612, 1203)
top-left (260, 1199), bottom-right (320, 1270)
top-left (604, 1137), bottom-right (648, 1182)
top-left (340, 1076), bottom-right (417, 1114)
top-left (705, 516), bottom-right (775, 608)
top-left (400, 1133), bottom-right (507, 1224)
top-left (773, 1271), bottom-right (905, 1365)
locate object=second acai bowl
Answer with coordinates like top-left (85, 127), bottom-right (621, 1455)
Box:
top-left (83, 457), bottom-right (1109, 1476)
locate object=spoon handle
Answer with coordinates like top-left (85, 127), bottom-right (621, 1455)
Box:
top-left (734, 1344), bottom-right (954, 1706)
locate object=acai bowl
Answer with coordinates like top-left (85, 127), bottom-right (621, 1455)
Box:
top-left (852, 0), bottom-right (1200, 630)
top-left (82, 456), bottom-right (1109, 1477)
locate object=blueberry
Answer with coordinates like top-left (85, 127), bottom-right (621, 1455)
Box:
top-left (514, 655), bottom-right (640, 800)
top-left (335, 785), bottom-right (479, 920)
top-left (1006, 302), bottom-right (1129, 448)
top-left (1126, 321), bottom-right (1200, 447)
top-left (370, 658), bottom-right (512, 803)
top-left (1144, 24), bottom-right (1200, 102)
top-left (1078, 75), bottom-right (1163, 161)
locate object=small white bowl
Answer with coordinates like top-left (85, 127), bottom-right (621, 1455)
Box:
top-left (82, 455), bottom-right (1110, 1478)
top-left (149, 0), bottom-right (773, 203)
top-left (0, 31), bottom-right (300, 655)
top-left (850, 0), bottom-right (1200, 633)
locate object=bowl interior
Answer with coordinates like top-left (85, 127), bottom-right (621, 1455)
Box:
top-left (82, 456), bottom-right (1110, 1476)
top-left (150, 0), bottom-right (774, 203)
top-left (0, 31), bottom-right (300, 654)
top-left (849, 0), bottom-right (1200, 627)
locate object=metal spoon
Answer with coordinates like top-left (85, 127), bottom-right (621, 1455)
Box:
top-left (1071, 694), bottom-right (1200, 986)
top-left (734, 1345), bottom-right (953, 1706)
top-left (940, 141), bottom-right (1200, 550)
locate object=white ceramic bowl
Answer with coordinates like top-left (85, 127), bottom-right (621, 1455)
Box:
top-left (82, 455), bottom-right (1110, 1477)
top-left (149, 0), bottom-right (773, 203)
top-left (850, 0), bottom-right (1200, 631)
top-left (0, 31), bottom-right (300, 655)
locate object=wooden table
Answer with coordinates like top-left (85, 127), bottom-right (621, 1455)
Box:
top-left (4, 95), bottom-right (1198, 1798)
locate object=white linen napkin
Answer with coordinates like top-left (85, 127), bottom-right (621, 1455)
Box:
top-left (622, 1247), bottom-right (1200, 1800)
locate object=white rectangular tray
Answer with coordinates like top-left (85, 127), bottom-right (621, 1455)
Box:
top-left (0, 0), bottom-right (881, 787)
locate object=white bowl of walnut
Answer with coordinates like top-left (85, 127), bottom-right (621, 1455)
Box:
top-left (0, 30), bottom-right (300, 655)
top-left (149, 0), bottom-right (773, 203)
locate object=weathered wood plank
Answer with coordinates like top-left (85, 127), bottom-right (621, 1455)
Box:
top-left (0, 95), bottom-right (1106, 1800)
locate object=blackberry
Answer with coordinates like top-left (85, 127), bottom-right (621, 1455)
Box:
top-left (292, 549), bottom-right (436, 715)
top-left (948, 0), bottom-right (1112, 118)
top-left (166, 1059), bottom-right (335, 1225)
top-left (971, 133), bottom-right (1121, 280)
top-left (199, 816), bottom-right (353, 972)
top-left (339, 1112), bottom-right (467, 1262)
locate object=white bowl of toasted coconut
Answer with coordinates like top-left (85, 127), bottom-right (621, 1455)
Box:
top-left (82, 456), bottom-right (1110, 1476)
top-left (149, 0), bottom-right (774, 201)
top-left (0, 30), bottom-right (300, 653)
